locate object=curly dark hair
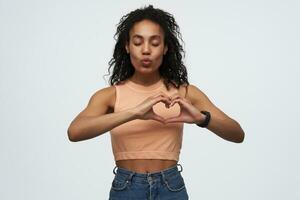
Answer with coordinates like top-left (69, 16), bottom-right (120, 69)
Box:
top-left (104, 4), bottom-right (189, 90)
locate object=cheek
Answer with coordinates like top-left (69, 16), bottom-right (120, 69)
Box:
top-left (155, 47), bottom-right (166, 56)
top-left (129, 54), bottom-right (139, 64)
top-left (153, 51), bottom-right (164, 61)
top-left (128, 47), bottom-right (140, 58)
top-left (129, 54), bottom-right (140, 69)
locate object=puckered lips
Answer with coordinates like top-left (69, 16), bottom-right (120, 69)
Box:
top-left (141, 58), bottom-right (152, 66)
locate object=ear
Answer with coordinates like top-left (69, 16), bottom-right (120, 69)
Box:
top-left (125, 42), bottom-right (129, 54)
top-left (163, 45), bottom-right (168, 55)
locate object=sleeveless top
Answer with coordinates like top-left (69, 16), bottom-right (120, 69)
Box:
top-left (109, 78), bottom-right (185, 161)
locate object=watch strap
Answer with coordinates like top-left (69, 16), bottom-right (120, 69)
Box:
top-left (196, 111), bottom-right (211, 128)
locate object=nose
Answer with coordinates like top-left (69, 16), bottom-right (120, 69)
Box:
top-left (142, 43), bottom-right (151, 55)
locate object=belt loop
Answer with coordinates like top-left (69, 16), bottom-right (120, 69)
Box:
top-left (160, 170), bottom-right (167, 184)
top-left (177, 163), bottom-right (183, 172)
top-left (113, 166), bottom-right (118, 175)
top-left (146, 171), bottom-right (151, 181)
top-left (126, 171), bottom-right (135, 184)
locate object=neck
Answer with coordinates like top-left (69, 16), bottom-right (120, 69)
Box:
top-left (129, 73), bottom-right (162, 86)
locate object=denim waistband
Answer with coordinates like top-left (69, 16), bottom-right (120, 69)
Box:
top-left (113, 163), bottom-right (183, 178)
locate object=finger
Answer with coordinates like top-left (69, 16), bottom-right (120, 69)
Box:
top-left (164, 116), bottom-right (184, 123)
top-left (151, 94), bottom-right (171, 105)
top-left (169, 94), bottom-right (180, 101)
top-left (169, 97), bottom-right (180, 107)
top-left (170, 96), bottom-right (191, 107)
top-left (170, 93), bottom-right (190, 102)
top-left (170, 98), bottom-right (186, 107)
top-left (152, 114), bottom-right (166, 124)
top-left (153, 96), bottom-right (171, 106)
top-left (172, 96), bottom-right (190, 103)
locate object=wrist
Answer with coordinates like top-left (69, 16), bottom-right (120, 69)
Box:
top-left (195, 111), bottom-right (211, 128)
top-left (194, 112), bottom-right (206, 124)
top-left (127, 108), bottom-right (140, 120)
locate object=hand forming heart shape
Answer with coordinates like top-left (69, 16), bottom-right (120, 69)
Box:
top-left (152, 100), bottom-right (181, 119)
top-left (135, 93), bottom-right (205, 125)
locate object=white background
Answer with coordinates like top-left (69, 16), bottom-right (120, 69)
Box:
top-left (1, 0), bottom-right (299, 199)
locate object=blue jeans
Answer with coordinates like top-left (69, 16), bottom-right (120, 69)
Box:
top-left (108, 163), bottom-right (189, 200)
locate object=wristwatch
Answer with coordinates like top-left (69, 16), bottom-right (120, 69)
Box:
top-left (196, 111), bottom-right (211, 128)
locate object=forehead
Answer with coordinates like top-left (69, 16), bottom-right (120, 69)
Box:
top-left (129, 19), bottom-right (164, 39)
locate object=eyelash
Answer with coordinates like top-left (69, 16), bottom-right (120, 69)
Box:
top-left (134, 43), bottom-right (159, 46)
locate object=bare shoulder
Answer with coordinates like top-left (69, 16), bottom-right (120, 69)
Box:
top-left (75, 85), bottom-right (116, 119)
top-left (184, 84), bottom-right (210, 106)
top-left (91, 85), bottom-right (116, 109)
top-left (185, 83), bottom-right (230, 119)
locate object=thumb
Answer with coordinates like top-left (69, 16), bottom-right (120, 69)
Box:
top-left (152, 113), bottom-right (166, 124)
top-left (164, 116), bottom-right (183, 123)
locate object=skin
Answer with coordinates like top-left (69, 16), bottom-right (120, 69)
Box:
top-left (67, 19), bottom-right (245, 173)
top-left (125, 19), bottom-right (168, 86)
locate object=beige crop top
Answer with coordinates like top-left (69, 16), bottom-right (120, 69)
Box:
top-left (109, 78), bottom-right (185, 161)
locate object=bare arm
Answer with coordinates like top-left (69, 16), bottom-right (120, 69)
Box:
top-left (67, 86), bottom-right (136, 142)
top-left (187, 84), bottom-right (245, 143)
top-left (67, 87), bottom-right (171, 142)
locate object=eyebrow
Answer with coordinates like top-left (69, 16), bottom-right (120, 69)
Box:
top-left (132, 34), bottom-right (161, 40)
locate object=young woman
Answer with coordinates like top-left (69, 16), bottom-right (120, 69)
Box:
top-left (67, 5), bottom-right (245, 200)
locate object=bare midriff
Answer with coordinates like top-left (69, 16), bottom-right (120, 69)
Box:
top-left (116, 159), bottom-right (178, 173)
